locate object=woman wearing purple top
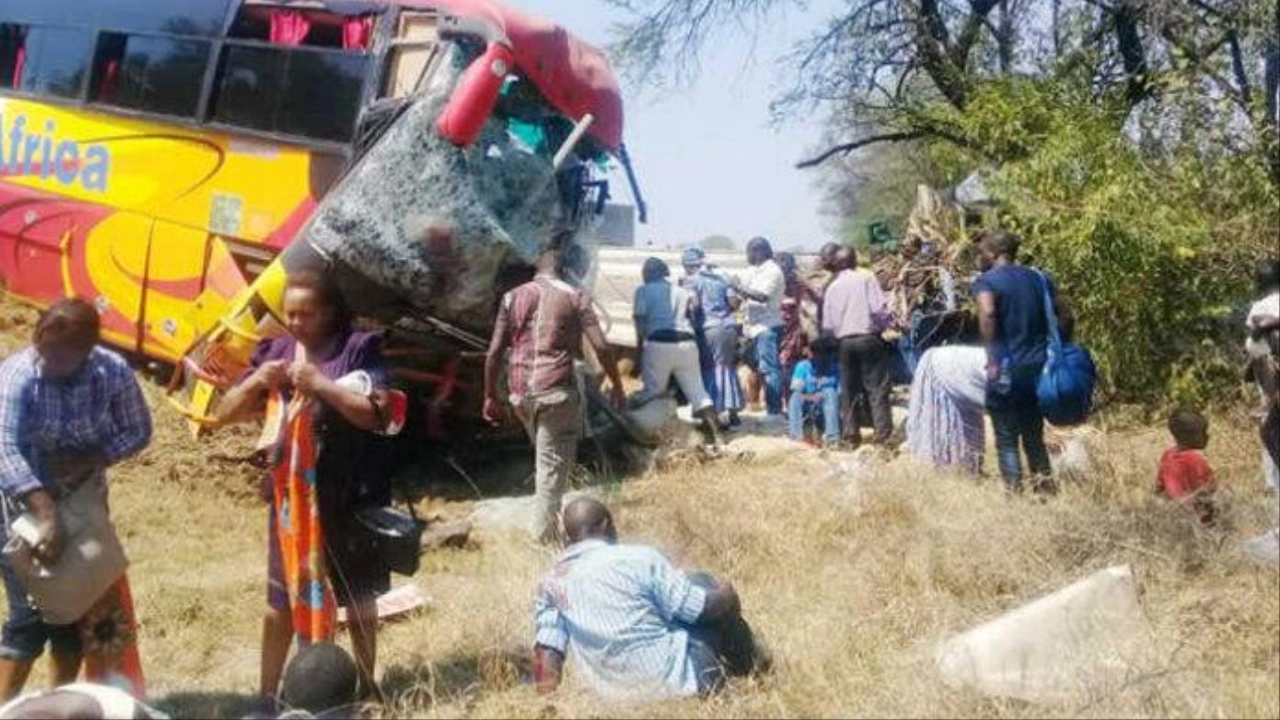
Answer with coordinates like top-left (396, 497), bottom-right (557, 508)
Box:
top-left (214, 271), bottom-right (402, 712)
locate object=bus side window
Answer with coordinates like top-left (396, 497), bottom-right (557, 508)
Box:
top-left (212, 45), bottom-right (369, 143)
top-left (92, 33), bottom-right (210, 118)
top-left (15, 26), bottom-right (94, 100)
top-left (0, 24), bottom-right (25, 90)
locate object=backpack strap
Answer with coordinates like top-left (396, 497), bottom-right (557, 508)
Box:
top-left (1035, 269), bottom-right (1063, 353)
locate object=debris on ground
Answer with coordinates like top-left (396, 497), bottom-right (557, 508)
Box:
top-left (934, 564), bottom-right (1153, 704)
top-left (468, 490), bottom-right (597, 535)
top-left (338, 584), bottom-right (432, 627)
top-left (420, 520), bottom-right (473, 550)
top-left (1240, 528), bottom-right (1280, 566)
top-left (624, 397), bottom-right (694, 447)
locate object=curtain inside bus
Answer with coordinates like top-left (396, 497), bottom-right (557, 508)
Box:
top-left (269, 10), bottom-right (311, 45)
top-left (342, 16), bottom-right (372, 51)
top-left (98, 59), bottom-right (120, 100)
top-left (7, 26), bottom-right (24, 87)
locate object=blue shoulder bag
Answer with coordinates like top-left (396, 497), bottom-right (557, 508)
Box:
top-left (1034, 271), bottom-right (1097, 426)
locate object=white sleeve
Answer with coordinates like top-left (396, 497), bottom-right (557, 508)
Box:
top-left (765, 263), bottom-right (786, 298)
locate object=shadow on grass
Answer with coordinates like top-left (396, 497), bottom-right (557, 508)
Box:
top-left (379, 645), bottom-right (532, 711)
top-left (153, 691), bottom-right (258, 720)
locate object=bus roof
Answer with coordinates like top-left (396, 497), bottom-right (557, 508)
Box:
top-left (393, 0), bottom-right (624, 150)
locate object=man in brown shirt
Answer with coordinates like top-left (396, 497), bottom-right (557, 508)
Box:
top-left (484, 247), bottom-right (625, 544)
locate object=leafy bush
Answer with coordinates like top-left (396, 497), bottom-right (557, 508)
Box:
top-left (937, 79), bottom-right (1278, 405)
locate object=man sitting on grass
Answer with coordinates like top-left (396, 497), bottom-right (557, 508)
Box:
top-left (532, 498), bottom-right (764, 702)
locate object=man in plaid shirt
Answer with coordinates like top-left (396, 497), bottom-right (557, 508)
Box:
top-left (484, 245), bottom-right (625, 545)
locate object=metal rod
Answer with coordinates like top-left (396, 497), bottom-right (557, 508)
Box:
top-left (618, 143), bottom-right (649, 224)
top-left (553, 113), bottom-right (595, 172)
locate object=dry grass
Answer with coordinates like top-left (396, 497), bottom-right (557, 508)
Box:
top-left (0, 303), bottom-right (1276, 718)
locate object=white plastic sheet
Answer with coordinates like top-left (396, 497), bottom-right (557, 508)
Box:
top-left (935, 565), bottom-right (1152, 704)
top-left (1240, 528), bottom-right (1280, 566)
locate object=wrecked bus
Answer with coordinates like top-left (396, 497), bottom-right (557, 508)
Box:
top-left (0, 0), bottom-right (644, 460)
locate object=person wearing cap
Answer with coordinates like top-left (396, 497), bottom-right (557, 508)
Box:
top-left (681, 248), bottom-right (744, 426)
top-left (633, 258), bottom-right (724, 446)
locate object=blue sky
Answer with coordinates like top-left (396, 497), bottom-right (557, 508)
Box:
top-left (520, 0), bottom-right (837, 251)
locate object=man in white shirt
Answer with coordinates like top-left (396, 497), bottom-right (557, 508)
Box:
top-left (729, 238), bottom-right (787, 418)
top-left (1246, 260), bottom-right (1279, 493)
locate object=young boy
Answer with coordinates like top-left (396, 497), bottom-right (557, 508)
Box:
top-left (788, 339), bottom-right (840, 446)
top-left (1156, 409), bottom-right (1218, 525)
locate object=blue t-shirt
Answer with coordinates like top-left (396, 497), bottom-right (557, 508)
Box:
top-left (971, 263), bottom-right (1057, 370)
top-left (634, 280), bottom-right (693, 338)
top-left (790, 359), bottom-right (839, 394)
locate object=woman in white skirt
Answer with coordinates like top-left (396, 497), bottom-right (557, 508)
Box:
top-left (906, 345), bottom-right (988, 475)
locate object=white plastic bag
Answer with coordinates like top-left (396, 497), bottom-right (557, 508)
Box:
top-left (935, 565), bottom-right (1151, 704)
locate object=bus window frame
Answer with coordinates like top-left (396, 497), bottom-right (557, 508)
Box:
top-left (2, 22), bottom-right (96, 102)
top-left (0, 4), bottom-right (472, 156)
top-left (379, 39), bottom-right (442, 100)
top-left (0, 28), bottom-right (373, 155)
top-left (87, 28), bottom-right (214, 120)
top-left (208, 37), bottom-right (375, 145)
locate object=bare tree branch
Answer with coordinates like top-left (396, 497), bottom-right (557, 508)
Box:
top-left (796, 131), bottom-right (927, 169)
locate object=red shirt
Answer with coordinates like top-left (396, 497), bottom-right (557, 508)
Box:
top-left (493, 275), bottom-right (600, 402)
top-left (1157, 447), bottom-right (1216, 500)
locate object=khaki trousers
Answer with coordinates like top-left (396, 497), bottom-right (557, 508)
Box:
top-left (513, 388), bottom-right (583, 544)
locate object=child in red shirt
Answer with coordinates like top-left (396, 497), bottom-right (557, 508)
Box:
top-left (1156, 408), bottom-right (1218, 525)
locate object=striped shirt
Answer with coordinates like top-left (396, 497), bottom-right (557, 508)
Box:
top-left (0, 346), bottom-right (152, 498)
top-left (493, 276), bottom-right (600, 403)
top-left (534, 539), bottom-right (708, 701)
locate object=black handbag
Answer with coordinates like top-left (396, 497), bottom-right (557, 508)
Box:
top-left (354, 504), bottom-right (426, 577)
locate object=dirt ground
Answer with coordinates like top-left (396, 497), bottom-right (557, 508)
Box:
top-left (0, 300), bottom-right (1276, 719)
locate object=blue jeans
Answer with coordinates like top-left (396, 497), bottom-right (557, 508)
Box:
top-left (788, 387), bottom-right (840, 443)
top-left (987, 366), bottom-right (1052, 490)
top-left (753, 327), bottom-right (784, 415)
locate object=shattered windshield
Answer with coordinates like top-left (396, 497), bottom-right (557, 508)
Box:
top-left (299, 41), bottom-right (598, 333)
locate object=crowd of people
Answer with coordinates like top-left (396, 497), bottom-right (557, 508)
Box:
top-left (0, 231), bottom-right (1273, 716)
top-left (618, 231), bottom-right (1058, 486)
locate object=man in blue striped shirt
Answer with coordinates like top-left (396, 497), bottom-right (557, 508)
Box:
top-left (532, 498), bottom-right (760, 702)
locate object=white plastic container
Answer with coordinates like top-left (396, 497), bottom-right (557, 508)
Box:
top-left (935, 565), bottom-right (1151, 704)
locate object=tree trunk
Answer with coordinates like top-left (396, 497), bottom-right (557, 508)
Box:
top-left (1113, 1), bottom-right (1151, 106)
top-left (1052, 0), bottom-right (1062, 57)
top-left (998, 0), bottom-right (1014, 74)
top-left (1265, 26), bottom-right (1279, 188)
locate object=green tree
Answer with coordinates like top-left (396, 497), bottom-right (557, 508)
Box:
top-left (605, 0), bottom-right (1280, 403)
